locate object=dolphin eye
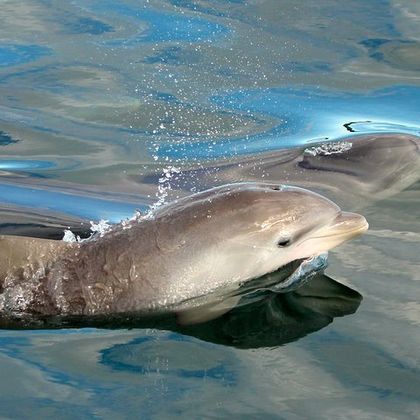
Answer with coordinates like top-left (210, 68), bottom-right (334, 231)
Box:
top-left (277, 238), bottom-right (291, 247)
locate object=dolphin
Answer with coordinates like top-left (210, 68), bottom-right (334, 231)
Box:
top-left (153, 133), bottom-right (420, 210)
top-left (0, 182), bottom-right (368, 324)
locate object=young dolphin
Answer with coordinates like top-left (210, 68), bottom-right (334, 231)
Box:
top-left (0, 183), bottom-right (368, 323)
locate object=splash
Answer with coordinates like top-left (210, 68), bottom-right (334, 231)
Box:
top-left (89, 219), bottom-right (111, 237)
top-left (304, 141), bottom-right (352, 156)
top-left (150, 165), bottom-right (181, 211)
top-left (62, 219), bottom-right (111, 242)
top-left (62, 229), bottom-right (80, 243)
top-left (121, 210), bottom-right (143, 229)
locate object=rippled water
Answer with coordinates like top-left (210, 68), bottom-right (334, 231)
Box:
top-left (0, 0), bottom-right (419, 417)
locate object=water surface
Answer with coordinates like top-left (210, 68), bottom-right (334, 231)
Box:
top-left (0, 0), bottom-right (419, 417)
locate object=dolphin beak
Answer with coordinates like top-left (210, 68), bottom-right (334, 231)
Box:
top-left (314, 211), bottom-right (369, 247)
top-left (298, 211), bottom-right (368, 256)
top-left (328, 211), bottom-right (369, 239)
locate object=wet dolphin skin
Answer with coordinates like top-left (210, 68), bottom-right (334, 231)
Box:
top-left (0, 183), bottom-right (368, 322)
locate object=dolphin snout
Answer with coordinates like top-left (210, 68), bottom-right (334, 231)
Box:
top-left (329, 211), bottom-right (369, 239)
top-left (299, 211), bottom-right (368, 255)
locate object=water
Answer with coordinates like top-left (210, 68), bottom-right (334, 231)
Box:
top-left (0, 0), bottom-right (419, 417)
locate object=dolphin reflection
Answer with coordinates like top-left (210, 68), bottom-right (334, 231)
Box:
top-left (159, 272), bottom-right (363, 349)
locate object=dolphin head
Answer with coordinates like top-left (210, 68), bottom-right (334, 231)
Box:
top-left (153, 183), bottom-right (368, 291)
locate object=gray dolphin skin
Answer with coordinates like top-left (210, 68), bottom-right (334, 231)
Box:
top-left (0, 183), bottom-right (368, 323)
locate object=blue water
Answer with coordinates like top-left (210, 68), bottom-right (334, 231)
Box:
top-left (0, 44), bottom-right (51, 67)
top-left (0, 0), bottom-right (419, 417)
